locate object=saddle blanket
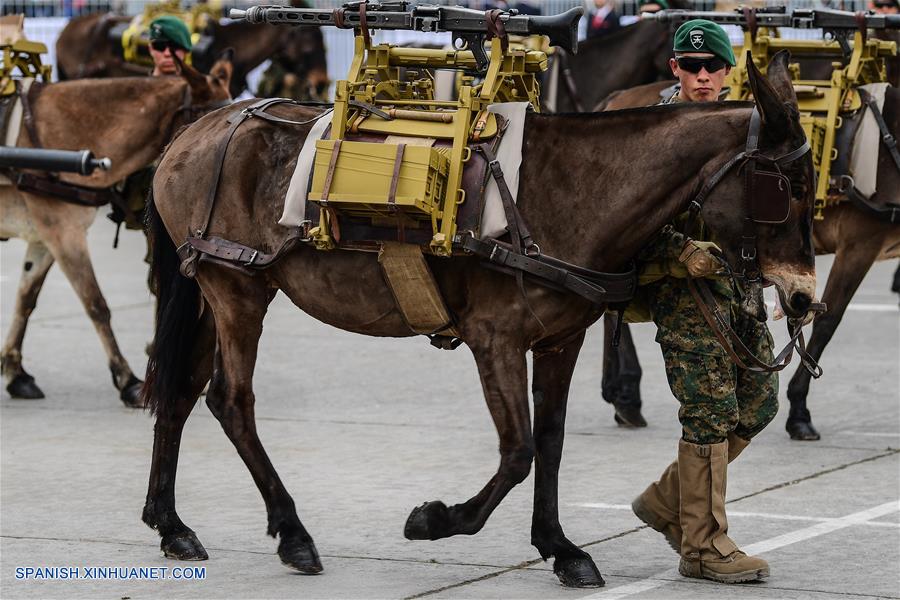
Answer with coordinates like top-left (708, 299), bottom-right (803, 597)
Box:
top-left (279, 102), bottom-right (530, 240)
top-left (849, 82), bottom-right (889, 199)
top-left (0, 78), bottom-right (33, 186)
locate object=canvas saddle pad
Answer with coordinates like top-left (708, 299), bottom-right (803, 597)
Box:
top-left (848, 82), bottom-right (890, 199)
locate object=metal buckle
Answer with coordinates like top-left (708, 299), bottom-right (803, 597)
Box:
top-left (883, 133), bottom-right (896, 149)
top-left (244, 249), bottom-right (259, 266)
top-left (741, 246), bottom-right (757, 261)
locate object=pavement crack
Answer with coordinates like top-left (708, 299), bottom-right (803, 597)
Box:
top-left (728, 448), bottom-right (899, 504)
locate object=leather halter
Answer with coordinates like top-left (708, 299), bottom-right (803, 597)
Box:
top-left (679, 107), bottom-right (825, 377)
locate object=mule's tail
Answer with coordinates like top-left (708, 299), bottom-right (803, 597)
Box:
top-left (141, 190), bottom-right (201, 415)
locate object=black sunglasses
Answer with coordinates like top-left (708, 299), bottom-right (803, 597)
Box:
top-left (676, 56), bottom-right (727, 74)
top-left (150, 39), bottom-right (185, 53)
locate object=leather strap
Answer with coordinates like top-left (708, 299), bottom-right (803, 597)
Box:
top-left (485, 9), bottom-right (509, 54)
top-left (387, 143), bottom-right (405, 211)
top-left (687, 277), bottom-right (824, 376)
top-left (840, 176), bottom-right (900, 224)
top-left (14, 172), bottom-right (115, 207)
top-left (455, 235), bottom-right (636, 305)
top-left (320, 139), bottom-right (343, 204)
top-left (179, 99), bottom-right (330, 278)
top-left (177, 232), bottom-right (305, 278)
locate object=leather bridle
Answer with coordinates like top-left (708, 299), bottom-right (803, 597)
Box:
top-left (679, 106), bottom-right (826, 377)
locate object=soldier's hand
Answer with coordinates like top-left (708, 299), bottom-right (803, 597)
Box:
top-left (678, 239), bottom-right (723, 278)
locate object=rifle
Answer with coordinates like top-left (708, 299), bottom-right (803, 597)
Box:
top-left (229, 2), bottom-right (582, 71)
top-left (0, 147), bottom-right (111, 175)
top-left (645, 8), bottom-right (900, 55)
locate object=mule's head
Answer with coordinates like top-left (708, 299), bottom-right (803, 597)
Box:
top-left (703, 50), bottom-right (817, 319)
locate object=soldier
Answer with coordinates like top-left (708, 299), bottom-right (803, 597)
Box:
top-left (148, 15), bottom-right (193, 77)
top-left (113, 16), bottom-right (194, 234)
top-left (630, 20), bottom-right (776, 584)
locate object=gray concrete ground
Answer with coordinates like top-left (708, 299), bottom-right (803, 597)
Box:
top-left (1, 223), bottom-right (898, 600)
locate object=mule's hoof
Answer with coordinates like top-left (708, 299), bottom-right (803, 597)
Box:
top-left (161, 531), bottom-right (208, 561)
top-left (614, 404), bottom-right (647, 428)
top-left (787, 419), bottom-right (821, 441)
top-left (278, 537), bottom-right (323, 574)
top-left (7, 373), bottom-right (45, 400)
top-left (120, 375), bottom-right (146, 408)
top-left (554, 555), bottom-right (605, 588)
top-left (404, 501), bottom-right (450, 540)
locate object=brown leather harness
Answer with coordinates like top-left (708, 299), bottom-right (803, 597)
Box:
top-left (678, 107), bottom-right (826, 376)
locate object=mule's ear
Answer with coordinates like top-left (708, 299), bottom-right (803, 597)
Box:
top-left (746, 50), bottom-right (789, 132)
top-left (766, 50), bottom-right (799, 105)
top-left (209, 51), bottom-right (234, 93)
top-left (175, 54), bottom-right (212, 96)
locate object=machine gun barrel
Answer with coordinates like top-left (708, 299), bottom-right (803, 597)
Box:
top-left (229, 4), bottom-right (582, 54)
top-left (646, 8), bottom-right (900, 30)
top-left (0, 147), bottom-right (111, 175)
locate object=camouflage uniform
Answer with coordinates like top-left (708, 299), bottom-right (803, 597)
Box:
top-left (638, 94), bottom-right (779, 443)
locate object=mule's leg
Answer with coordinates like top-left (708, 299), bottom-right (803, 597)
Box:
top-left (602, 317), bottom-right (646, 428)
top-left (143, 310), bottom-right (216, 560)
top-left (202, 279), bottom-right (321, 574)
top-left (786, 241), bottom-right (882, 441)
top-left (532, 332), bottom-right (604, 588)
top-left (1, 241), bottom-right (55, 399)
top-left (404, 341), bottom-right (535, 541)
top-left (29, 212), bottom-right (143, 406)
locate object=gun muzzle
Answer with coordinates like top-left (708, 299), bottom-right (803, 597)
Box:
top-left (525, 7), bottom-right (583, 54)
top-left (0, 147), bottom-right (112, 175)
top-left (228, 8), bottom-right (247, 20)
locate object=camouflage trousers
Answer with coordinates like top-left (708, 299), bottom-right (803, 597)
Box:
top-left (646, 276), bottom-right (779, 445)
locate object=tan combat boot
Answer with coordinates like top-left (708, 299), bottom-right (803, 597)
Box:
top-left (632, 433), bottom-right (749, 553)
top-left (677, 439), bottom-right (769, 583)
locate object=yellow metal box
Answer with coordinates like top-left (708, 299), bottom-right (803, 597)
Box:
top-left (308, 140), bottom-right (450, 220)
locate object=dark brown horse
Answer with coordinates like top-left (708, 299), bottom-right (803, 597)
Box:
top-left (0, 58), bottom-right (232, 404)
top-left (55, 13), bottom-right (327, 98)
top-left (141, 55), bottom-right (817, 586)
top-left (597, 80), bottom-right (900, 439)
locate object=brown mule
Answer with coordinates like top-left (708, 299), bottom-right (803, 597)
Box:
top-left (0, 57), bottom-right (233, 406)
top-left (597, 80), bottom-right (900, 439)
top-left (141, 55), bottom-right (817, 587)
top-left (55, 11), bottom-right (327, 98)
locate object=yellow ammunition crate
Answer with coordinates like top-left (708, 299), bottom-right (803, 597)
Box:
top-left (308, 140), bottom-right (450, 220)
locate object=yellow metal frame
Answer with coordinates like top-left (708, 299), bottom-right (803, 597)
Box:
top-left (726, 30), bottom-right (896, 219)
top-left (1, 39), bottom-right (51, 96)
top-left (310, 32), bottom-right (548, 255)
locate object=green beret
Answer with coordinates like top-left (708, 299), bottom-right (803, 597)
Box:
top-left (673, 19), bottom-right (735, 67)
top-left (640, 0), bottom-right (669, 8)
top-left (149, 15), bottom-right (192, 51)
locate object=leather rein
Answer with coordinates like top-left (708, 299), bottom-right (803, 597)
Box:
top-left (680, 107), bottom-right (825, 377)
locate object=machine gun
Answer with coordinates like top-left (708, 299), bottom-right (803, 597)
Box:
top-left (647, 7), bottom-right (899, 220)
top-left (646, 7), bottom-right (900, 56)
top-left (0, 147), bottom-right (111, 175)
top-left (229, 2), bottom-right (581, 72)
